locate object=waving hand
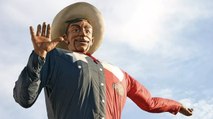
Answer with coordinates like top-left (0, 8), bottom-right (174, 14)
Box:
top-left (30, 22), bottom-right (64, 59)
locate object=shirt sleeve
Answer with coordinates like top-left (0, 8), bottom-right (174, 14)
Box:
top-left (126, 72), bottom-right (181, 115)
top-left (13, 51), bottom-right (46, 108)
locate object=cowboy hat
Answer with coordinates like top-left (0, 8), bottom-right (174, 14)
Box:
top-left (51, 2), bottom-right (105, 54)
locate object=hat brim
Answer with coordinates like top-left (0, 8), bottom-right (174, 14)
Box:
top-left (51, 2), bottom-right (104, 54)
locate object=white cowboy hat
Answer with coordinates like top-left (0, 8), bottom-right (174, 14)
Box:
top-left (51, 2), bottom-right (105, 54)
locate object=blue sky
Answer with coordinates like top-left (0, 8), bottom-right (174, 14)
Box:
top-left (0, 0), bottom-right (213, 119)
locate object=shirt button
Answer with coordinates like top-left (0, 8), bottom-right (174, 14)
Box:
top-left (78, 65), bottom-right (82, 69)
top-left (100, 68), bottom-right (103, 71)
top-left (101, 99), bottom-right (105, 103)
top-left (101, 83), bottom-right (104, 86)
top-left (101, 117), bottom-right (105, 119)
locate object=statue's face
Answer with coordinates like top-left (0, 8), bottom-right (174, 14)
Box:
top-left (66, 20), bottom-right (93, 53)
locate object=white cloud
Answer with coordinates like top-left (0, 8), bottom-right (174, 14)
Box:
top-left (0, 64), bottom-right (22, 96)
top-left (156, 88), bottom-right (174, 98)
top-left (0, 0), bottom-right (82, 26)
top-left (172, 98), bottom-right (213, 119)
top-left (103, 0), bottom-right (212, 60)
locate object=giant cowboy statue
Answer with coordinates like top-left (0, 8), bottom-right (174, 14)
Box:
top-left (13, 2), bottom-right (193, 119)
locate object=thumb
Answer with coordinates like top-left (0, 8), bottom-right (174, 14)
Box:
top-left (51, 37), bottom-right (64, 46)
top-left (52, 36), bottom-right (64, 43)
top-left (46, 37), bottom-right (64, 51)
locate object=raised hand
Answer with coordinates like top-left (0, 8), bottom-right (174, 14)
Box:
top-left (30, 22), bottom-right (64, 59)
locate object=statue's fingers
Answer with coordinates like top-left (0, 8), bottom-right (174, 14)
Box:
top-left (41, 22), bottom-right (46, 36)
top-left (36, 24), bottom-right (41, 36)
top-left (188, 108), bottom-right (193, 112)
top-left (46, 24), bottom-right (51, 38)
top-left (29, 26), bottom-right (36, 43)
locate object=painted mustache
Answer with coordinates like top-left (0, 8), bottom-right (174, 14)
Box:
top-left (75, 36), bottom-right (91, 43)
